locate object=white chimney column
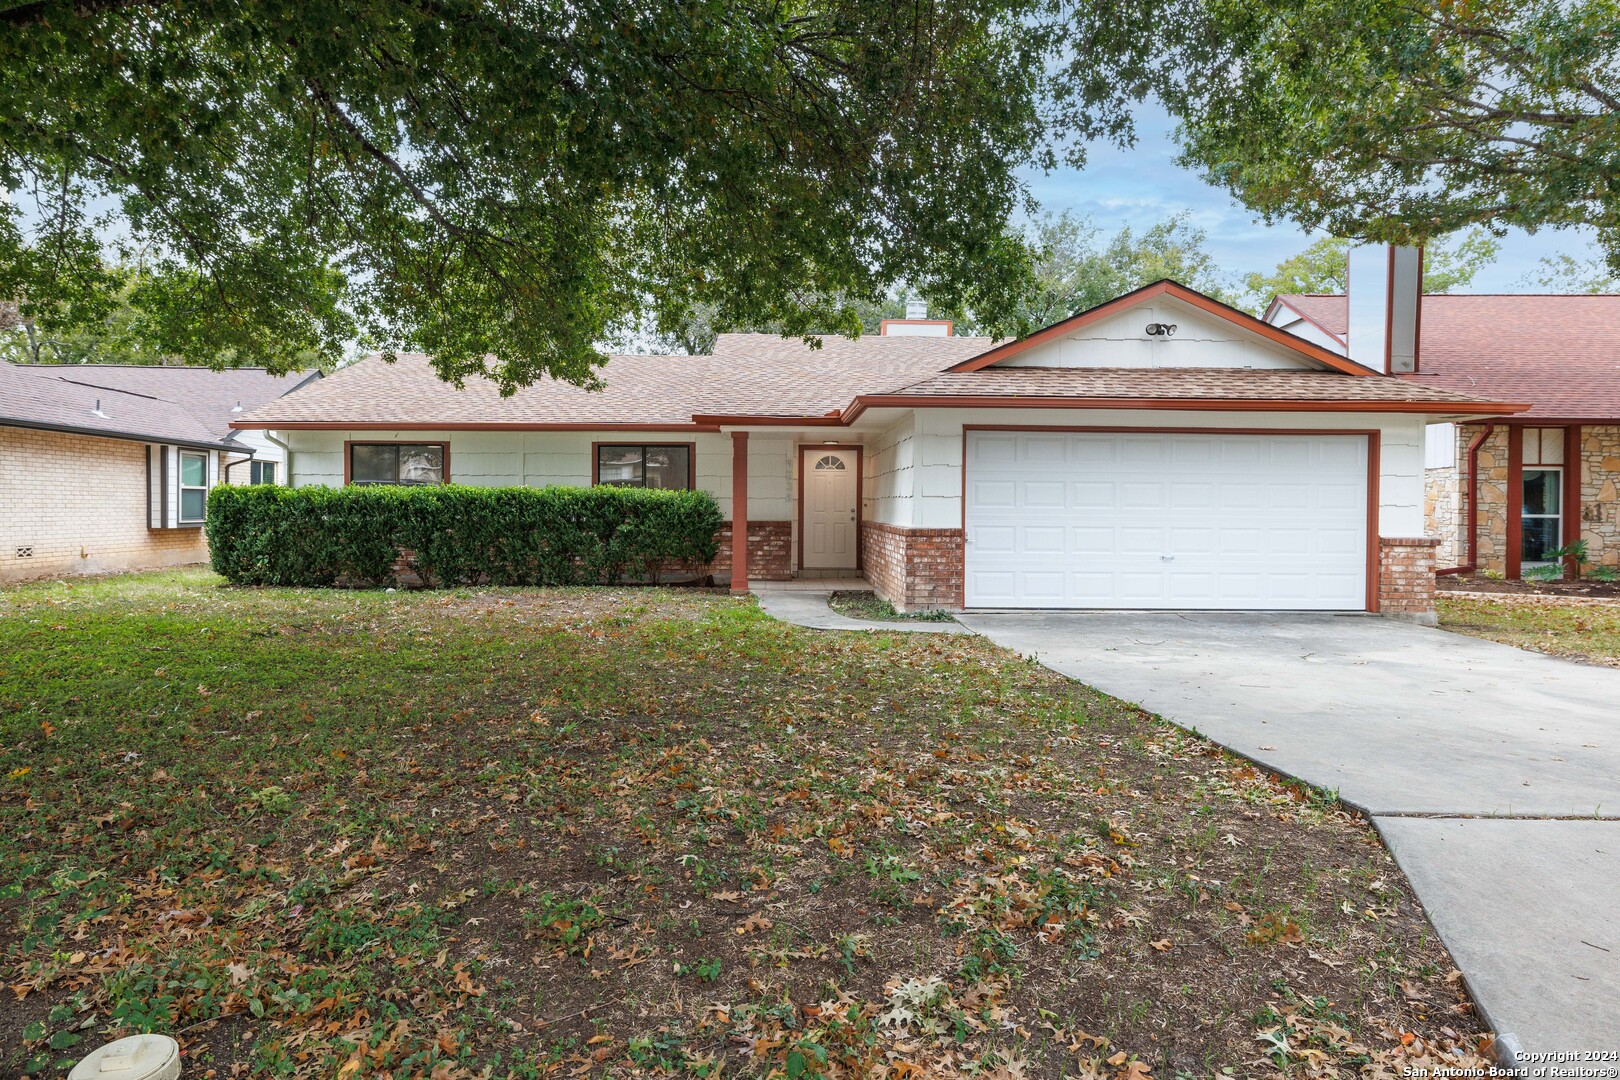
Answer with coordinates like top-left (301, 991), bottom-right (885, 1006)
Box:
top-left (1346, 244), bottom-right (1422, 374)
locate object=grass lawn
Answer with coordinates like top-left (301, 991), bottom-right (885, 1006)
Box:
top-left (1, 571), bottom-right (1493, 1079)
top-left (1438, 596), bottom-right (1620, 666)
top-left (826, 592), bottom-right (956, 624)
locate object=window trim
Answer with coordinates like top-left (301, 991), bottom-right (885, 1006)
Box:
top-left (250, 460), bottom-right (278, 486)
top-left (178, 450), bottom-right (210, 525)
top-left (1521, 465), bottom-right (1564, 565)
top-left (590, 442), bottom-right (697, 490)
top-left (343, 441), bottom-right (451, 486)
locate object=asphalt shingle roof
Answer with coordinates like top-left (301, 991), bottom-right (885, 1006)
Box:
top-left (237, 334), bottom-right (998, 427)
top-left (236, 329), bottom-right (1519, 429)
top-left (0, 362), bottom-right (316, 448)
top-left (1277, 294), bottom-right (1620, 421)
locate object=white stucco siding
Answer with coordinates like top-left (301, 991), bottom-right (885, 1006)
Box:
top-left (867, 414), bottom-right (917, 527)
top-left (902, 409), bottom-right (1430, 538)
top-left (280, 429), bottom-right (794, 522)
top-left (997, 301), bottom-right (1322, 370)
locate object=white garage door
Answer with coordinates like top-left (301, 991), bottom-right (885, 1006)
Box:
top-left (964, 431), bottom-right (1369, 610)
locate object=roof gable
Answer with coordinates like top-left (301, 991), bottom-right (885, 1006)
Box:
top-left (953, 281), bottom-right (1374, 375)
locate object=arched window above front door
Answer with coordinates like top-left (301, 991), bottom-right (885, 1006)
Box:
top-left (814, 455), bottom-right (846, 471)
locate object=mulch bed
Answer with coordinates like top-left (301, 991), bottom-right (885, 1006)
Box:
top-left (1438, 574), bottom-right (1620, 599)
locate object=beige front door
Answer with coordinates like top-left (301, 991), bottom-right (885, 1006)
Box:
top-left (802, 448), bottom-right (858, 570)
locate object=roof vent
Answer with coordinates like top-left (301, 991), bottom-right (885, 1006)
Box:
top-left (91, 398), bottom-right (109, 419)
top-left (231, 400), bottom-right (244, 412)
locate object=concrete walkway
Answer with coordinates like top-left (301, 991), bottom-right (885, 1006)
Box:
top-left (753, 583), bottom-right (971, 634)
top-left (959, 611), bottom-right (1620, 1059)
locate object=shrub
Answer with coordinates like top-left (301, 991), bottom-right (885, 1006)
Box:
top-left (207, 483), bottom-right (723, 588)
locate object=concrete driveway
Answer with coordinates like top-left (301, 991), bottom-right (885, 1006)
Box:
top-left (958, 612), bottom-right (1620, 1059)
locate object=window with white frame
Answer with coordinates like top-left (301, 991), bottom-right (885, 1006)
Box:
top-left (1519, 427), bottom-right (1565, 563)
top-left (179, 451), bottom-right (209, 523)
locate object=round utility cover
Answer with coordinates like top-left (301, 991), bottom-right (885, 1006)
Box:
top-left (67, 1034), bottom-right (181, 1080)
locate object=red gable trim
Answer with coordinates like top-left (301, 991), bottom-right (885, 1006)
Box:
top-left (1265, 296), bottom-right (1348, 346)
top-left (951, 280), bottom-right (1372, 375)
top-left (232, 420), bottom-right (722, 432)
top-left (838, 395), bottom-right (1528, 424)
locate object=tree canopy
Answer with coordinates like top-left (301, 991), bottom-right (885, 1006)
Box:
top-left (963, 211), bottom-right (1236, 332)
top-left (1058, 0), bottom-right (1620, 268)
top-left (1, 0), bottom-right (1050, 389)
top-left (1518, 254), bottom-right (1620, 294)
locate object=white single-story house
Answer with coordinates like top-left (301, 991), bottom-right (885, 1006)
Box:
top-left (235, 272), bottom-right (1524, 619)
top-left (0, 362), bottom-right (316, 581)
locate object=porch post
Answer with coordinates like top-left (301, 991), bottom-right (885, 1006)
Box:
top-left (1565, 425), bottom-right (1583, 576)
top-left (1506, 425), bottom-right (1523, 580)
top-left (731, 431), bottom-right (750, 594)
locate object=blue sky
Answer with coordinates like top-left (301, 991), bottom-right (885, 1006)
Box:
top-left (1019, 101), bottom-right (1603, 294)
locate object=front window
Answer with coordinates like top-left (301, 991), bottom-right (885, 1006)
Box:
top-left (179, 451), bottom-right (209, 523)
top-left (596, 445), bottom-right (691, 490)
top-left (350, 443), bottom-right (445, 485)
top-left (1522, 469), bottom-right (1563, 563)
top-left (1520, 427), bottom-right (1566, 564)
top-left (250, 460), bottom-right (277, 485)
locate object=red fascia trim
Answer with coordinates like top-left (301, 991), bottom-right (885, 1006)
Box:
top-left (691, 414), bottom-right (844, 428)
top-left (235, 421), bottom-right (720, 432)
top-left (948, 280), bottom-right (1372, 376)
top-left (840, 394), bottom-right (1529, 424)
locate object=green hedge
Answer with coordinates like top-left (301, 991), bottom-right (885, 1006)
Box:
top-left (207, 484), bottom-right (724, 588)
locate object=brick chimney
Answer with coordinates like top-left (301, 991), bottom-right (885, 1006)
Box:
top-left (1346, 244), bottom-right (1422, 373)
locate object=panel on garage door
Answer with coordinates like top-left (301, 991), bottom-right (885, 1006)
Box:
top-left (964, 431), bottom-right (1368, 609)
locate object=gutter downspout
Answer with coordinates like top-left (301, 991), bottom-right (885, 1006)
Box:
top-left (1437, 423), bottom-right (1493, 576)
top-left (222, 453), bottom-right (255, 485)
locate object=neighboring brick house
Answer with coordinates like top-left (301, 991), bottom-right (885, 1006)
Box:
top-left (0, 362), bottom-right (318, 582)
top-left (1268, 289), bottom-right (1620, 579)
top-left (236, 279), bottom-right (1523, 620)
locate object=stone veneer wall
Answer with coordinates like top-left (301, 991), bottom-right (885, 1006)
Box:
top-left (0, 426), bottom-right (209, 582)
top-left (707, 520), bottom-right (792, 584)
top-left (1378, 537), bottom-right (1439, 620)
top-left (1447, 424), bottom-right (1620, 575)
top-left (1425, 459), bottom-right (1463, 569)
top-left (859, 522), bottom-right (964, 611)
top-left (1453, 424), bottom-right (1512, 574)
top-left (1580, 426), bottom-right (1620, 570)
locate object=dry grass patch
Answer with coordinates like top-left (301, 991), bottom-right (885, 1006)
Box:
top-left (1438, 596), bottom-right (1620, 666)
top-left (0, 570), bottom-right (1495, 1078)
